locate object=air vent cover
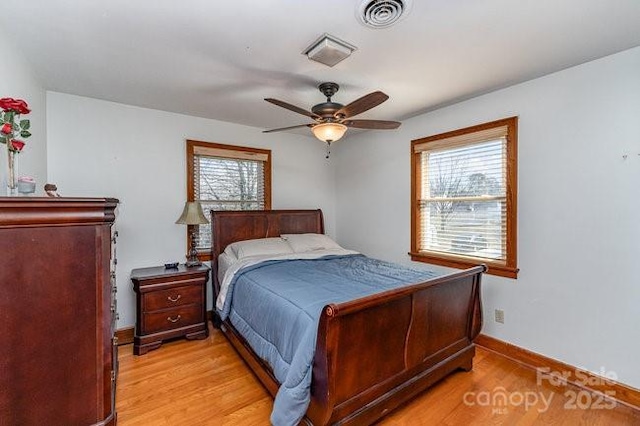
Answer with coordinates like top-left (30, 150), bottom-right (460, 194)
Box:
top-left (357, 0), bottom-right (412, 29)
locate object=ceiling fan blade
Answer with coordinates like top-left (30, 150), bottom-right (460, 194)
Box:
top-left (335, 91), bottom-right (389, 119)
top-left (264, 98), bottom-right (320, 119)
top-left (262, 123), bottom-right (313, 133)
top-left (344, 119), bottom-right (401, 130)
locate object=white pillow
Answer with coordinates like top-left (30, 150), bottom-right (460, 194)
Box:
top-left (225, 237), bottom-right (293, 259)
top-left (217, 251), bottom-right (236, 284)
top-left (281, 233), bottom-right (342, 253)
top-left (222, 244), bottom-right (238, 261)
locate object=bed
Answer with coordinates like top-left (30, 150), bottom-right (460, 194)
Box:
top-left (211, 209), bottom-right (485, 425)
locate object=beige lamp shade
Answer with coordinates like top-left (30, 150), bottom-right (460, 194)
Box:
top-left (175, 201), bottom-right (209, 225)
top-left (311, 122), bottom-right (347, 143)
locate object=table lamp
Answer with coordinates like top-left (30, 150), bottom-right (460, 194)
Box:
top-left (175, 201), bottom-right (209, 267)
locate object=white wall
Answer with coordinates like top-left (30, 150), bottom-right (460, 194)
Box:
top-left (334, 47), bottom-right (640, 388)
top-left (46, 92), bottom-right (336, 328)
top-left (0, 29), bottom-right (47, 190)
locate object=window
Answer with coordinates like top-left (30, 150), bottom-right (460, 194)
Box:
top-left (410, 117), bottom-right (518, 278)
top-left (187, 140), bottom-right (271, 260)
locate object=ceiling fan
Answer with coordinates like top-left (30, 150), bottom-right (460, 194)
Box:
top-left (263, 82), bottom-right (401, 145)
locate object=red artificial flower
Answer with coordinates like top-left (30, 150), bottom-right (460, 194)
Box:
top-left (0, 97), bottom-right (31, 114)
top-left (10, 139), bottom-right (25, 152)
top-left (1, 123), bottom-right (11, 134)
top-left (12, 99), bottom-right (30, 114)
top-left (0, 98), bottom-right (14, 111)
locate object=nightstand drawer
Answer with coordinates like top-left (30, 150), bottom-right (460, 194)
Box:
top-left (143, 305), bottom-right (203, 334)
top-left (143, 285), bottom-right (201, 311)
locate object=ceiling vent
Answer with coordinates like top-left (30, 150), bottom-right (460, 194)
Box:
top-left (357, 0), bottom-right (412, 29)
top-left (303, 33), bottom-right (357, 67)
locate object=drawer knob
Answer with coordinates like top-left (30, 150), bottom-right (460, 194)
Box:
top-left (167, 315), bottom-right (181, 323)
top-left (167, 294), bottom-right (182, 303)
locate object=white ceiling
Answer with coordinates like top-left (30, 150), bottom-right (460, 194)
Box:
top-left (2, 0), bottom-right (640, 137)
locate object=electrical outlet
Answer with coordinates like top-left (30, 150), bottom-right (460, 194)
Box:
top-left (494, 309), bottom-right (505, 324)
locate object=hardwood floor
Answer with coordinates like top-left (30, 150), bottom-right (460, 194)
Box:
top-left (116, 326), bottom-right (640, 425)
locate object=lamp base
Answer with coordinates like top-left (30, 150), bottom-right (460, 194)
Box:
top-left (185, 229), bottom-right (202, 268)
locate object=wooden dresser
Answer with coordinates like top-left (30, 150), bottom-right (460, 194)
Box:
top-left (0, 197), bottom-right (119, 426)
top-left (131, 265), bottom-right (209, 355)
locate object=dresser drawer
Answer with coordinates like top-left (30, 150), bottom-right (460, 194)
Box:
top-left (143, 285), bottom-right (201, 311)
top-left (142, 305), bottom-right (203, 334)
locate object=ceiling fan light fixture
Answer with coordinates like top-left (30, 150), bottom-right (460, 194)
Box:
top-left (312, 122), bottom-right (348, 143)
top-left (303, 33), bottom-right (357, 67)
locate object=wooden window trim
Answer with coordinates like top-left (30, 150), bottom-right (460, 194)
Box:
top-left (186, 139), bottom-right (272, 261)
top-left (410, 117), bottom-right (519, 279)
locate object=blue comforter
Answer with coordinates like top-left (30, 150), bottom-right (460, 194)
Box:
top-left (217, 254), bottom-right (439, 426)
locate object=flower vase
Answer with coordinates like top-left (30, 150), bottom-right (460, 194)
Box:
top-left (6, 148), bottom-right (17, 196)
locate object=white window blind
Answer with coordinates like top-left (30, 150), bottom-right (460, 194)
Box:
top-left (417, 137), bottom-right (507, 261)
top-left (193, 152), bottom-right (267, 251)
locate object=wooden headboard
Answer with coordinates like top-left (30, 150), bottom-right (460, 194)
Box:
top-left (210, 209), bottom-right (324, 293)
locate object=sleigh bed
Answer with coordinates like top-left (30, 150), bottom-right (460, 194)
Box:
top-left (211, 209), bottom-right (484, 425)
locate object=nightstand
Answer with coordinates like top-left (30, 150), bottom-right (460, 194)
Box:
top-left (131, 264), bottom-right (209, 355)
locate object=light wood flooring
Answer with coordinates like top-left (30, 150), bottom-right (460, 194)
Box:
top-left (116, 327), bottom-right (640, 425)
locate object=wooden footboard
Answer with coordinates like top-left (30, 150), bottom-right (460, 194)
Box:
top-left (306, 265), bottom-right (484, 426)
top-left (210, 210), bottom-right (485, 425)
